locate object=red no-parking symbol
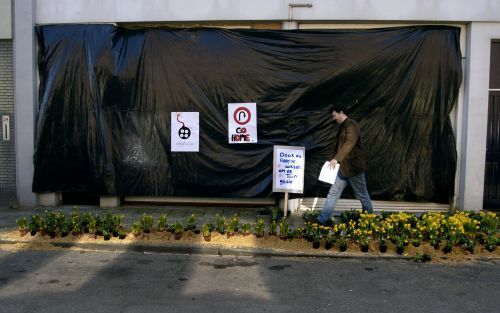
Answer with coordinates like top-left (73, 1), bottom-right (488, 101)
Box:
top-left (233, 107), bottom-right (251, 125)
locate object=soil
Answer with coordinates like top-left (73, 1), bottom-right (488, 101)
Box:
top-left (1, 230), bottom-right (499, 264)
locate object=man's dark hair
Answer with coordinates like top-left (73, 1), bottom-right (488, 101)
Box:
top-left (329, 103), bottom-right (347, 114)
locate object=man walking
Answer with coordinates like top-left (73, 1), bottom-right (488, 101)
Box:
top-left (317, 104), bottom-right (373, 225)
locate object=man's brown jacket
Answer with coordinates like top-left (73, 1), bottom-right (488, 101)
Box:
top-left (329, 118), bottom-right (367, 177)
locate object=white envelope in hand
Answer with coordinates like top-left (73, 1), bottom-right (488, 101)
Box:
top-left (318, 161), bottom-right (340, 184)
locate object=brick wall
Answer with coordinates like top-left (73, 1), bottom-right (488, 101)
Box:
top-left (0, 40), bottom-right (16, 207)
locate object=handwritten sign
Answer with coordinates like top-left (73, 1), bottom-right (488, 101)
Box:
top-left (272, 145), bottom-right (305, 193)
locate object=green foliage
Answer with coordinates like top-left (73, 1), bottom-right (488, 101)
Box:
top-left (140, 214), bottom-right (154, 233)
top-left (157, 213), bottom-right (168, 232)
top-left (215, 214), bottom-right (226, 234)
top-left (202, 223), bottom-right (212, 237)
top-left (413, 252), bottom-right (432, 263)
top-left (241, 223), bottom-right (251, 235)
top-left (341, 209), bottom-right (361, 223)
top-left (173, 221), bottom-right (184, 234)
top-left (253, 218), bottom-right (265, 237)
top-left (301, 209), bottom-right (319, 223)
top-left (269, 220), bottom-right (277, 235)
top-left (187, 214), bottom-right (196, 230)
top-left (16, 217), bottom-right (28, 230)
top-left (131, 221), bottom-right (142, 235)
top-left (279, 218), bottom-right (288, 239)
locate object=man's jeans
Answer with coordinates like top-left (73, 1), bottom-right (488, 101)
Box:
top-left (317, 172), bottom-right (373, 224)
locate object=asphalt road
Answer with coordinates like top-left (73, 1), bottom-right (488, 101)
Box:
top-left (0, 249), bottom-right (498, 313)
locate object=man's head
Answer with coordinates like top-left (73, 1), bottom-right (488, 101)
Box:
top-left (329, 103), bottom-right (348, 124)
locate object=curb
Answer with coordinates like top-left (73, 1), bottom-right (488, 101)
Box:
top-left (0, 236), bottom-right (410, 260)
top-left (1, 235), bottom-right (498, 263)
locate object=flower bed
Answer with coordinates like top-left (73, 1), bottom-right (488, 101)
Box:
top-left (13, 209), bottom-right (499, 262)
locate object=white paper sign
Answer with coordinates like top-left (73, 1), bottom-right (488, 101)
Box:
top-left (318, 161), bottom-right (340, 184)
top-left (228, 103), bottom-right (257, 144)
top-left (272, 145), bottom-right (305, 193)
top-left (171, 112), bottom-right (199, 152)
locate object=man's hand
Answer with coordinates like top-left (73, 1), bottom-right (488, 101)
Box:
top-left (329, 159), bottom-right (338, 169)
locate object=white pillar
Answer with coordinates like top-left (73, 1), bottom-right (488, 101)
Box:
top-left (14, 0), bottom-right (37, 207)
top-left (459, 22), bottom-right (500, 211)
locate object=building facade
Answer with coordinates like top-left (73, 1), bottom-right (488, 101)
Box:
top-left (5, 0), bottom-right (500, 211)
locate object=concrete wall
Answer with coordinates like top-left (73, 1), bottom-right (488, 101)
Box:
top-left (36, 0), bottom-right (500, 24)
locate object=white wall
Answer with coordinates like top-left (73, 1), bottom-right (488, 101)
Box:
top-left (0, 0), bottom-right (12, 39)
top-left (36, 0), bottom-right (500, 24)
top-left (14, 0), bottom-right (37, 207)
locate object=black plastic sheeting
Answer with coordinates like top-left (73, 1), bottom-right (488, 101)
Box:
top-left (34, 25), bottom-right (462, 203)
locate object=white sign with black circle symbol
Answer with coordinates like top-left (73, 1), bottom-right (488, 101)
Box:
top-left (228, 103), bottom-right (257, 144)
top-left (171, 112), bottom-right (199, 152)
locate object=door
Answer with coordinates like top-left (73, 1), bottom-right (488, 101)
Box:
top-left (484, 41), bottom-right (500, 211)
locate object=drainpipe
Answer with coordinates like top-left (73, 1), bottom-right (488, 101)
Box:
top-left (284, 3), bottom-right (313, 30)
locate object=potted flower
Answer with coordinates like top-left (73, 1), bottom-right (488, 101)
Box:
top-left (293, 228), bottom-right (304, 240)
top-left (226, 223), bottom-right (235, 238)
top-left (202, 223), bottom-right (212, 242)
top-left (311, 227), bottom-right (321, 249)
top-left (485, 235), bottom-right (496, 252)
top-left (229, 214), bottom-right (239, 233)
top-left (269, 221), bottom-right (277, 236)
top-left (395, 235), bottom-right (407, 254)
top-left (359, 234), bottom-right (370, 253)
top-left (379, 238), bottom-right (388, 253)
top-left (254, 218), bottom-right (265, 238)
top-left (131, 221), bottom-right (142, 237)
top-left (325, 234), bottom-right (335, 250)
top-left (215, 214), bottom-right (226, 234)
top-left (174, 221), bottom-right (184, 240)
top-left (103, 229), bottom-right (111, 241)
top-left (16, 217), bottom-right (28, 237)
top-left (118, 230), bottom-right (127, 240)
top-left (338, 235), bottom-right (348, 252)
top-left (187, 214), bottom-right (199, 234)
top-left (88, 217), bottom-right (97, 239)
top-left (43, 211), bottom-right (58, 238)
top-left (241, 223), bottom-right (251, 236)
top-left (28, 215), bottom-right (42, 236)
top-left (112, 214), bottom-right (124, 237)
top-left (70, 212), bottom-right (82, 236)
top-left (301, 209), bottom-right (319, 223)
top-left (463, 237), bottom-right (475, 254)
top-left (140, 214), bottom-right (153, 234)
top-left (305, 222), bottom-right (314, 241)
top-left (157, 213), bottom-right (167, 232)
top-left (60, 219), bottom-right (70, 238)
top-left (278, 218), bottom-right (288, 240)
top-left (443, 240), bottom-right (453, 254)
